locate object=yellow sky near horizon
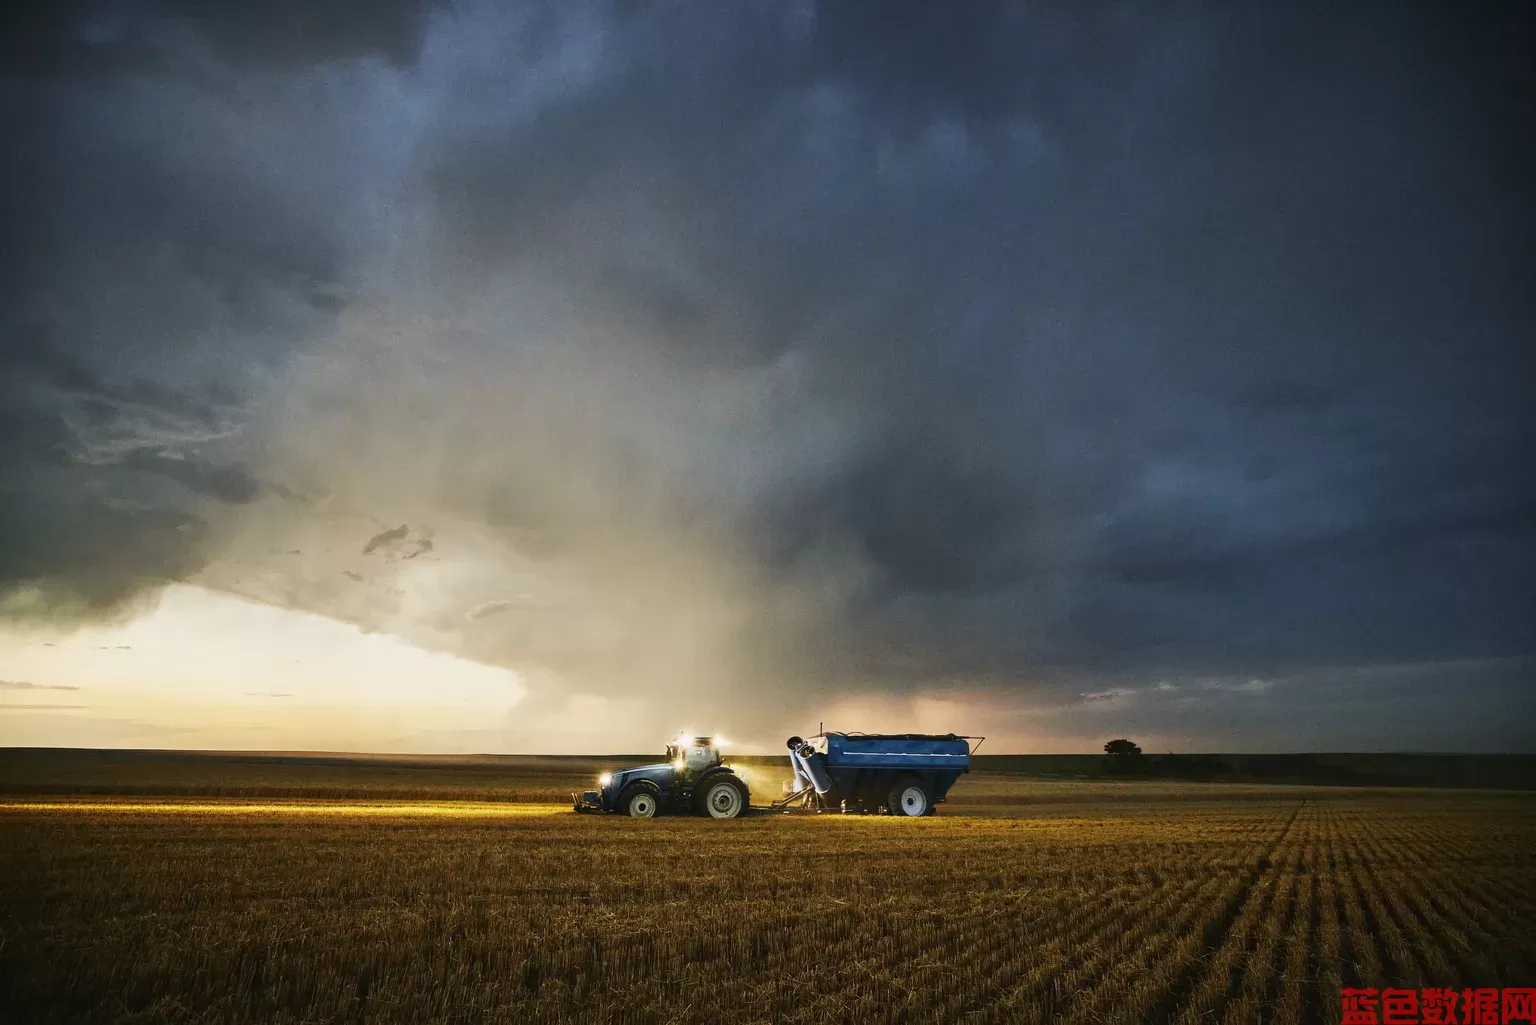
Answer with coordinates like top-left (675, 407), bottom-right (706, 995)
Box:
top-left (0, 584), bottom-right (533, 752)
top-left (0, 585), bottom-right (1141, 755)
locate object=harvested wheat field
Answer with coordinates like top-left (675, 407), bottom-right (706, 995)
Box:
top-left (3, 766), bottom-right (1533, 1025)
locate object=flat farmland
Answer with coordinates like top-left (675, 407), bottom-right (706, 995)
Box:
top-left (2, 758), bottom-right (1533, 1024)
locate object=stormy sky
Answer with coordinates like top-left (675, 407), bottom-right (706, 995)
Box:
top-left (1, 1), bottom-right (1532, 752)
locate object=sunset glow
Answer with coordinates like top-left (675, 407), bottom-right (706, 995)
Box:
top-left (0, 585), bottom-right (526, 751)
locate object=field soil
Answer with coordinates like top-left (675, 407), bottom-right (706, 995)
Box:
top-left (2, 753), bottom-right (1533, 1024)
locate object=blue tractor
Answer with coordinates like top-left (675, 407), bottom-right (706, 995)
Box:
top-left (574, 734), bottom-right (750, 818)
top-left (778, 731), bottom-right (979, 815)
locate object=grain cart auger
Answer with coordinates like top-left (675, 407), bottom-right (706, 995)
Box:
top-left (772, 732), bottom-right (983, 815)
top-left (573, 734), bottom-right (750, 818)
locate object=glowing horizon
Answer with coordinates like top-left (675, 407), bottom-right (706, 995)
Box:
top-left (0, 584), bottom-right (530, 752)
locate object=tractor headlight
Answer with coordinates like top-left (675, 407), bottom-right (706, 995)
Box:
top-left (673, 759), bottom-right (684, 771)
top-left (598, 773), bottom-right (612, 787)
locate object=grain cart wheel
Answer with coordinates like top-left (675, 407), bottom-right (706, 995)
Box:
top-left (696, 774), bottom-right (748, 819)
top-left (620, 784), bottom-right (659, 818)
top-left (889, 778), bottom-right (930, 817)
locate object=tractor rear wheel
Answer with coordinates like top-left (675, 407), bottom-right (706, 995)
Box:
top-left (620, 785), bottom-right (659, 818)
top-left (695, 774), bottom-right (748, 819)
top-left (889, 778), bottom-right (929, 817)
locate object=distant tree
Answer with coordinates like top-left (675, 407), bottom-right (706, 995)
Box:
top-left (1104, 739), bottom-right (1142, 757)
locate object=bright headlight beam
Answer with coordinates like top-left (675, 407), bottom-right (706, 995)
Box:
top-left (598, 773), bottom-right (612, 787)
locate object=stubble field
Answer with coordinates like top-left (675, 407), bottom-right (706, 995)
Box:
top-left (1, 755), bottom-right (1533, 1024)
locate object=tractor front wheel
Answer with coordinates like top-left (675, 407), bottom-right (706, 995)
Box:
top-left (620, 785), bottom-right (659, 818)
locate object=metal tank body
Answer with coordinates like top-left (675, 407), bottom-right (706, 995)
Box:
top-left (779, 732), bottom-right (976, 815)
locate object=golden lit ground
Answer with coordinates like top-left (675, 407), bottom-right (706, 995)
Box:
top-left (0, 798), bottom-right (568, 816)
top-left (2, 772), bottom-right (1534, 1024)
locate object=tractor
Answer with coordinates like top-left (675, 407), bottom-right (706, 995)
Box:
top-left (573, 734), bottom-right (749, 818)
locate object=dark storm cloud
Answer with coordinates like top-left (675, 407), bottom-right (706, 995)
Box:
top-left (2, 1), bottom-right (1530, 741)
top-left (0, 0), bottom-right (440, 76)
top-left (0, 320), bottom-right (257, 614)
top-left (1, 0), bottom-right (435, 617)
top-left (443, 1), bottom-right (1527, 695)
top-left (118, 451), bottom-right (261, 505)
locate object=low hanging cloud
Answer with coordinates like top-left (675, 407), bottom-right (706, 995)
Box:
top-left (1, 1), bottom-right (1531, 746)
top-left (466, 600), bottom-right (517, 622)
top-left (1, 680), bottom-right (82, 691)
top-left (362, 526), bottom-right (409, 556)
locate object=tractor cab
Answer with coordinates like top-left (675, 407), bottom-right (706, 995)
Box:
top-left (574, 732), bottom-right (749, 819)
top-left (667, 735), bottom-right (722, 777)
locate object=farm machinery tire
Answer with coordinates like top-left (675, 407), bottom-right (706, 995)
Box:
top-left (620, 783), bottom-right (660, 818)
top-left (888, 777), bottom-right (930, 817)
top-left (695, 774), bottom-right (749, 819)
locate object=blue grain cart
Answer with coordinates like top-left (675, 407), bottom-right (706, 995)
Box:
top-left (778, 732), bottom-right (979, 815)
